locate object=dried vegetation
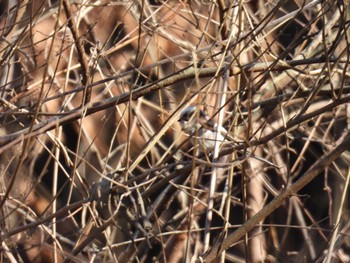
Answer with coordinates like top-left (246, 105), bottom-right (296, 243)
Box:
top-left (1, 0), bottom-right (350, 262)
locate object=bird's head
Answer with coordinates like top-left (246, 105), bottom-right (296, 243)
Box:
top-left (178, 106), bottom-right (212, 135)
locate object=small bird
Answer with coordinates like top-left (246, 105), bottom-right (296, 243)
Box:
top-left (178, 106), bottom-right (228, 151)
top-left (179, 106), bottom-right (276, 168)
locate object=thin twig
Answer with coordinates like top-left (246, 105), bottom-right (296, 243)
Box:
top-left (62, 0), bottom-right (90, 105)
top-left (201, 131), bottom-right (350, 262)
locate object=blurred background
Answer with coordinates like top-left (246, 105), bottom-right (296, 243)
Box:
top-left (0, 0), bottom-right (350, 262)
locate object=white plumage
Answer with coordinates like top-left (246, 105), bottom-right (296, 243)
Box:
top-left (178, 106), bottom-right (227, 151)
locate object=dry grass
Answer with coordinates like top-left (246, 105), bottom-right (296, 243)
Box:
top-left (1, 0), bottom-right (350, 262)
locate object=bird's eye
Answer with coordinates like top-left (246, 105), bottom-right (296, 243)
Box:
top-left (182, 112), bottom-right (191, 121)
top-left (199, 110), bottom-right (206, 118)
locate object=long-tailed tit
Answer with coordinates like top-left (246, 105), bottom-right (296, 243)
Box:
top-left (178, 106), bottom-right (276, 169)
top-left (178, 106), bottom-right (229, 152)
